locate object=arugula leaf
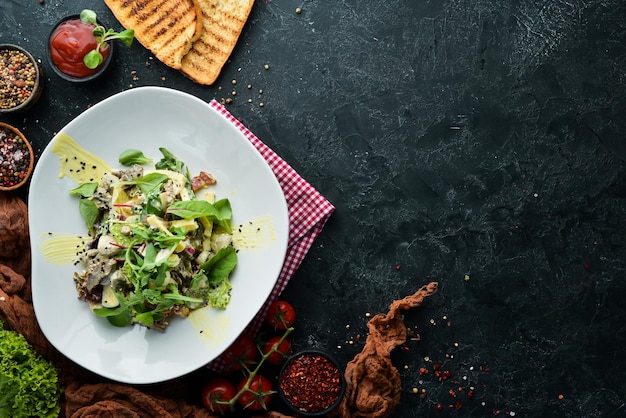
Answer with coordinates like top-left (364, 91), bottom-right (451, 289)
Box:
top-left (93, 291), bottom-right (134, 327)
top-left (119, 149), bottom-right (153, 166)
top-left (105, 307), bottom-right (133, 327)
top-left (155, 148), bottom-right (184, 173)
top-left (134, 312), bottom-right (156, 327)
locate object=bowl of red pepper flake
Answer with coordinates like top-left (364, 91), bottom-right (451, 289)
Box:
top-left (0, 44), bottom-right (43, 114)
top-left (0, 122), bottom-right (34, 191)
top-left (278, 350), bottom-right (346, 416)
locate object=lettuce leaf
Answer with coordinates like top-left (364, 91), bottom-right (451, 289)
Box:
top-left (0, 321), bottom-right (62, 418)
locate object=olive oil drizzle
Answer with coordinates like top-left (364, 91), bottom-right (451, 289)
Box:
top-left (51, 132), bottom-right (111, 183)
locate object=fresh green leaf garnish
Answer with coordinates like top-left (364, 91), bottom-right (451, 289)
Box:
top-left (120, 172), bottom-right (168, 196)
top-left (119, 149), bottom-right (153, 166)
top-left (155, 148), bottom-right (184, 173)
top-left (200, 246), bottom-right (238, 283)
top-left (69, 182), bottom-right (98, 197)
top-left (78, 198), bottom-right (99, 232)
top-left (79, 9), bottom-right (97, 25)
top-left (80, 9), bottom-right (135, 70)
top-left (83, 50), bottom-right (103, 70)
top-left (166, 199), bottom-right (233, 233)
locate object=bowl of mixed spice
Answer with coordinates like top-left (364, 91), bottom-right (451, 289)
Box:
top-left (278, 350), bottom-right (346, 416)
top-left (0, 44), bottom-right (43, 113)
top-left (0, 122), bottom-right (34, 191)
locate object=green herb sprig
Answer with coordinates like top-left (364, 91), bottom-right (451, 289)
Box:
top-left (80, 9), bottom-right (134, 70)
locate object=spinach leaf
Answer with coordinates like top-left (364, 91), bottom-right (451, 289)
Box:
top-left (143, 192), bottom-right (164, 217)
top-left (119, 149), bottom-right (153, 166)
top-left (200, 246), bottom-right (238, 283)
top-left (166, 199), bottom-right (233, 233)
top-left (78, 198), bottom-right (99, 232)
top-left (69, 182), bottom-right (98, 197)
top-left (121, 172), bottom-right (168, 196)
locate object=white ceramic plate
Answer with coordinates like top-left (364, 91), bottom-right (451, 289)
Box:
top-left (29, 87), bottom-right (289, 384)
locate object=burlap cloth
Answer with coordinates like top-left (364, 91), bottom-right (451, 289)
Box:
top-left (0, 192), bottom-right (437, 418)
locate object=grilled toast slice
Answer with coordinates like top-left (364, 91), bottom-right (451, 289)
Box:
top-left (180, 0), bottom-right (255, 85)
top-left (104, 0), bottom-right (203, 70)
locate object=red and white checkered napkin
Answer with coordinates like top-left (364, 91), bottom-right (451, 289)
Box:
top-left (206, 100), bottom-right (335, 371)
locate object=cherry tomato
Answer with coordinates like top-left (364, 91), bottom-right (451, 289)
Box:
top-left (266, 300), bottom-right (296, 331)
top-left (223, 333), bottom-right (258, 370)
top-left (263, 336), bottom-right (292, 366)
top-left (201, 377), bottom-right (236, 413)
top-left (237, 375), bottom-right (273, 411)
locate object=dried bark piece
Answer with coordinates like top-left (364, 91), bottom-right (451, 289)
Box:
top-left (333, 282), bottom-right (438, 418)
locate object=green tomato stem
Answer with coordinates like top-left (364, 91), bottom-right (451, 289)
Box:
top-left (227, 326), bottom-right (294, 411)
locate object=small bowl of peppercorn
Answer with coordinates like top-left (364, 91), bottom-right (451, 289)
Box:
top-left (0, 122), bottom-right (35, 191)
top-left (0, 44), bottom-right (43, 114)
top-left (278, 350), bottom-right (346, 416)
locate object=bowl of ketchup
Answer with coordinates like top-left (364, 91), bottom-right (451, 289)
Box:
top-left (48, 14), bottom-right (115, 82)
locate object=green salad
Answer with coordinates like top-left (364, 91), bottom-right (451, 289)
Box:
top-left (0, 321), bottom-right (62, 418)
top-left (71, 148), bottom-right (237, 331)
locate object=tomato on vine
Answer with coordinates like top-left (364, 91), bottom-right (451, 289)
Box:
top-left (223, 333), bottom-right (259, 370)
top-left (237, 375), bottom-right (274, 411)
top-left (201, 377), bottom-right (236, 413)
top-left (266, 300), bottom-right (296, 331)
top-left (263, 336), bottom-right (292, 366)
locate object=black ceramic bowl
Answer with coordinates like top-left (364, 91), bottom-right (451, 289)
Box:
top-left (278, 350), bottom-right (346, 416)
top-left (0, 44), bottom-right (43, 114)
top-left (48, 14), bottom-right (116, 82)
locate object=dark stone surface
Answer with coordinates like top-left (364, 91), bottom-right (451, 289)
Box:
top-left (2, 0), bottom-right (626, 416)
